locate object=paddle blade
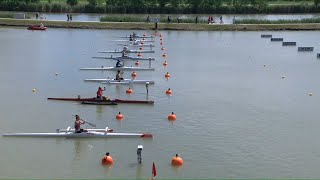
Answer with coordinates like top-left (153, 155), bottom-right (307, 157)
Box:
top-left (152, 162), bottom-right (157, 177)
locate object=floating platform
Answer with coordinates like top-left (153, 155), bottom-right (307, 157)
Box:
top-left (282, 42), bottom-right (296, 46)
top-left (298, 47), bottom-right (314, 51)
top-left (271, 38), bottom-right (283, 42)
top-left (261, 34), bottom-right (272, 38)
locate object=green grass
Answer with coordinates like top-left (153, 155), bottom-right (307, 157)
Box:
top-left (100, 15), bottom-right (207, 24)
top-left (235, 17), bottom-right (320, 24)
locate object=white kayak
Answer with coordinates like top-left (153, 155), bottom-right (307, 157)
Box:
top-left (80, 66), bottom-right (155, 71)
top-left (92, 56), bottom-right (155, 61)
top-left (112, 40), bottom-right (155, 43)
top-left (117, 43), bottom-right (155, 47)
top-left (116, 35), bottom-right (154, 38)
top-left (3, 127), bottom-right (153, 138)
top-left (98, 50), bottom-right (155, 53)
top-left (84, 78), bottom-right (155, 84)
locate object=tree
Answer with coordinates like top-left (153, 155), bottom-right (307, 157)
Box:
top-left (24, 0), bottom-right (40, 4)
top-left (315, 0), bottom-right (320, 6)
top-left (158, 0), bottom-right (170, 8)
top-left (87, 0), bottom-right (103, 6)
top-left (206, 0), bottom-right (223, 8)
top-left (66, 0), bottom-right (78, 6)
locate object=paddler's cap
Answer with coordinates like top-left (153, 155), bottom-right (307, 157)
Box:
top-left (106, 152), bottom-right (110, 156)
top-left (75, 115), bottom-right (80, 118)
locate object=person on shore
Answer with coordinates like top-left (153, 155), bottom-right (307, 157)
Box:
top-left (115, 70), bottom-right (124, 80)
top-left (36, 12), bottom-right (39, 19)
top-left (233, 16), bottom-right (236, 24)
top-left (74, 115), bottom-right (86, 133)
top-left (146, 15), bottom-right (150, 23)
top-left (67, 14), bottom-right (69, 21)
top-left (177, 16), bottom-right (181, 23)
top-left (167, 16), bottom-right (171, 23)
top-left (70, 14), bottom-right (73, 21)
top-left (195, 16), bottom-right (198, 24)
top-left (96, 87), bottom-right (105, 99)
top-left (208, 16), bottom-right (212, 24)
top-left (220, 16), bottom-right (223, 24)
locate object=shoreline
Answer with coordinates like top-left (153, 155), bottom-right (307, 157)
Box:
top-left (1, 18), bottom-right (320, 31)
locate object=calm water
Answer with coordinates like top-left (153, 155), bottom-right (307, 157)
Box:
top-left (1, 27), bottom-right (320, 178)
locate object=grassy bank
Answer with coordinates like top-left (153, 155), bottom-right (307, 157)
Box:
top-left (2, 18), bottom-right (320, 31)
top-left (235, 18), bottom-right (320, 24)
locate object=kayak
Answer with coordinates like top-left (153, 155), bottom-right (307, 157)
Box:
top-left (92, 56), bottom-right (155, 61)
top-left (112, 40), bottom-right (155, 43)
top-left (117, 44), bottom-right (155, 47)
top-left (117, 35), bottom-right (154, 38)
top-left (81, 101), bottom-right (118, 105)
top-left (47, 97), bottom-right (154, 104)
top-left (3, 127), bottom-right (153, 138)
top-left (27, 25), bottom-right (47, 30)
top-left (80, 66), bottom-right (155, 71)
top-left (84, 78), bottom-right (155, 84)
top-left (98, 50), bottom-right (155, 53)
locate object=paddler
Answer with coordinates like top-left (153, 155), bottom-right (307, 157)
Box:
top-left (123, 45), bottom-right (128, 52)
top-left (74, 115), bottom-right (85, 133)
top-left (116, 60), bottom-right (123, 67)
top-left (96, 87), bottom-right (106, 100)
top-left (115, 70), bottom-right (124, 80)
top-left (129, 34), bottom-right (133, 41)
top-left (40, 23), bottom-right (44, 27)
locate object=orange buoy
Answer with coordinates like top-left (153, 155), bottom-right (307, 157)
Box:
top-left (166, 88), bottom-right (173, 95)
top-left (160, 38), bottom-right (163, 41)
top-left (160, 42), bottom-right (163, 46)
top-left (116, 112), bottom-right (124, 120)
top-left (142, 38), bottom-right (145, 41)
top-left (171, 154), bottom-right (183, 166)
top-left (161, 47), bottom-right (165, 51)
top-left (168, 112), bottom-right (176, 121)
top-left (162, 53), bottom-right (167, 58)
top-left (163, 61), bottom-right (168, 66)
top-left (138, 52), bottom-right (142, 57)
top-left (126, 87), bottom-right (133, 94)
top-left (165, 72), bottom-right (171, 79)
top-left (139, 47), bottom-right (144, 50)
top-left (135, 61), bottom-right (140, 66)
top-left (131, 71), bottom-right (137, 78)
top-left (101, 152), bottom-right (114, 165)
top-left (143, 33), bottom-right (146, 36)
top-left (159, 34), bottom-right (162, 37)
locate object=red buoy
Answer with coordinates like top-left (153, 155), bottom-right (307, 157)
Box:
top-left (168, 112), bottom-right (176, 121)
top-left (116, 112), bottom-right (124, 120)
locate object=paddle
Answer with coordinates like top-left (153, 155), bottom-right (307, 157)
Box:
top-left (83, 120), bottom-right (96, 127)
top-left (146, 82), bottom-right (149, 95)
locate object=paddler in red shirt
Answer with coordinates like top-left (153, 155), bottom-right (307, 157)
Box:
top-left (96, 87), bottom-right (106, 100)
